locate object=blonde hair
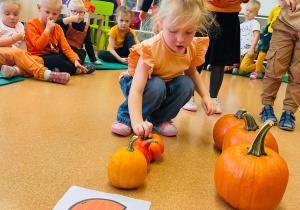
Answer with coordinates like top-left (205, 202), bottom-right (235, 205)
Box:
top-left (66, 0), bottom-right (85, 9)
top-left (0, 0), bottom-right (21, 10)
top-left (39, 0), bottom-right (62, 9)
top-left (153, 0), bottom-right (216, 36)
top-left (247, 0), bottom-right (261, 12)
top-left (116, 6), bottom-right (134, 20)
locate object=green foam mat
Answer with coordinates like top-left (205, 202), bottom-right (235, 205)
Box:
top-left (84, 57), bottom-right (128, 70)
top-left (0, 72), bottom-right (24, 86)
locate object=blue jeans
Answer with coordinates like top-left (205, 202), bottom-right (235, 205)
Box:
top-left (117, 75), bottom-right (194, 127)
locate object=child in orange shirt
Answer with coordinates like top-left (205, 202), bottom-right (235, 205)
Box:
top-left (111, 0), bottom-right (216, 137)
top-left (97, 6), bottom-right (139, 65)
top-left (25, 0), bottom-right (87, 75)
top-left (0, 0), bottom-right (69, 84)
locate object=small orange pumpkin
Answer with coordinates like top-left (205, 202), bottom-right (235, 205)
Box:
top-left (133, 136), bottom-right (159, 164)
top-left (149, 134), bottom-right (164, 160)
top-left (213, 109), bottom-right (247, 150)
top-left (107, 136), bottom-right (147, 189)
top-left (222, 112), bottom-right (279, 152)
top-left (215, 120), bottom-right (289, 210)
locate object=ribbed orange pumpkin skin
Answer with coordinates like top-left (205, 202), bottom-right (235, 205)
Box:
top-left (107, 146), bottom-right (147, 189)
top-left (149, 134), bottom-right (164, 159)
top-left (215, 144), bottom-right (289, 210)
top-left (222, 125), bottom-right (279, 153)
top-left (213, 114), bottom-right (245, 150)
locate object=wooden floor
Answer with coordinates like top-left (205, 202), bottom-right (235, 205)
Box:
top-left (0, 69), bottom-right (299, 209)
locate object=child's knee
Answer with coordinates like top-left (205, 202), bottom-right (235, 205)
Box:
top-left (125, 32), bottom-right (134, 39)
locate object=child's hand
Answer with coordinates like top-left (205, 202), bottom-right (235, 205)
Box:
top-left (93, 60), bottom-right (102, 65)
top-left (201, 96), bottom-right (216, 116)
top-left (132, 121), bottom-right (153, 138)
top-left (69, 14), bottom-right (82, 23)
top-left (45, 16), bottom-right (55, 32)
top-left (12, 31), bottom-right (25, 42)
top-left (247, 48), bottom-right (255, 58)
top-left (139, 11), bottom-right (148, 24)
top-left (119, 58), bottom-right (128, 64)
top-left (74, 60), bottom-right (88, 73)
top-left (283, 0), bottom-right (296, 11)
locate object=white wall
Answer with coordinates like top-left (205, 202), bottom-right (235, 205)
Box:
top-left (241, 0), bottom-right (279, 16)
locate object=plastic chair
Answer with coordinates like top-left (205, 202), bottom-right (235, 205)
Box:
top-left (90, 1), bottom-right (114, 50)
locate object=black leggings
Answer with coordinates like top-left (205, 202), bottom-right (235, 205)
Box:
top-left (98, 32), bottom-right (135, 63)
top-left (40, 49), bottom-right (86, 75)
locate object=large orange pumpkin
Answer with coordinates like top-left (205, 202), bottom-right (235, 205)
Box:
top-left (213, 109), bottom-right (247, 150)
top-left (107, 136), bottom-right (147, 189)
top-left (222, 112), bottom-right (279, 153)
top-left (215, 120), bottom-right (289, 210)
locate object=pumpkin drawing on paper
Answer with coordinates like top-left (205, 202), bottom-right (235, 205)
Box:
top-left (69, 198), bottom-right (126, 210)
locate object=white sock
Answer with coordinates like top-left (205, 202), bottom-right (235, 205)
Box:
top-left (43, 70), bottom-right (51, 80)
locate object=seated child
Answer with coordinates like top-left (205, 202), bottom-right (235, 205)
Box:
top-left (250, 3), bottom-right (282, 79)
top-left (0, 0), bottom-right (69, 84)
top-left (98, 6), bottom-right (139, 65)
top-left (56, 0), bottom-right (101, 74)
top-left (225, 0), bottom-right (262, 75)
top-left (111, 0), bottom-right (216, 137)
top-left (25, 0), bottom-right (88, 76)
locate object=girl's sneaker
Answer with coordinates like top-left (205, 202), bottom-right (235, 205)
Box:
top-left (153, 121), bottom-right (178, 136)
top-left (111, 121), bottom-right (132, 136)
top-left (182, 96), bottom-right (198, 111)
top-left (48, 72), bottom-right (70, 84)
top-left (212, 98), bottom-right (222, 114)
top-left (250, 71), bottom-right (260, 80)
top-left (1, 65), bottom-right (19, 78)
top-left (83, 64), bottom-right (96, 74)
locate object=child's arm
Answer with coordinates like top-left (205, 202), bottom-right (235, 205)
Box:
top-left (62, 15), bottom-right (82, 25)
top-left (247, 30), bottom-right (260, 58)
top-left (185, 67), bottom-right (216, 116)
top-left (128, 56), bottom-right (153, 138)
top-left (0, 31), bottom-right (24, 47)
top-left (134, 37), bottom-right (140, 44)
top-left (108, 36), bottom-right (128, 64)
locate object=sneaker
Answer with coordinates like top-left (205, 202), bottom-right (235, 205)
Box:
top-left (83, 64), bottom-right (96, 74)
top-left (182, 96), bottom-right (198, 111)
top-left (279, 110), bottom-right (295, 131)
top-left (260, 105), bottom-right (278, 124)
top-left (111, 121), bottom-right (132, 136)
top-left (206, 64), bottom-right (211, 71)
top-left (212, 98), bottom-right (222, 114)
top-left (232, 68), bottom-right (239, 74)
top-left (1, 65), bottom-right (19, 78)
top-left (48, 72), bottom-right (70, 84)
top-left (250, 71), bottom-right (260, 80)
top-left (153, 121), bottom-right (178, 136)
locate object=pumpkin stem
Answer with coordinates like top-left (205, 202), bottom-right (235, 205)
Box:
top-left (242, 112), bottom-right (259, 131)
top-left (127, 135), bottom-right (139, 152)
top-left (234, 109), bottom-right (247, 119)
top-left (247, 120), bottom-right (274, 157)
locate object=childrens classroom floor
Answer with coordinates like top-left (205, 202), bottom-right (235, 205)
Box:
top-left (1, 48), bottom-right (300, 209)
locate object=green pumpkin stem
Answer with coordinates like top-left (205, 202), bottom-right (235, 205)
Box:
top-left (247, 120), bottom-right (274, 157)
top-left (127, 135), bottom-right (139, 152)
top-left (234, 109), bottom-right (247, 119)
top-left (242, 112), bottom-right (259, 131)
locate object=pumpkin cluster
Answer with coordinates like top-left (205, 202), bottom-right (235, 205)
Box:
top-left (107, 134), bottom-right (164, 189)
top-left (213, 110), bottom-right (289, 210)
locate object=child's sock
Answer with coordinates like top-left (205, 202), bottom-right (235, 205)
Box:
top-left (43, 70), bottom-right (51, 80)
top-left (0, 65), bottom-right (19, 78)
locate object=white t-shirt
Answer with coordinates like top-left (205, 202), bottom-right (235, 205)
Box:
top-left (240, 19), bottom-right (260, 55)
top-left (0, 20), bottom-right (24, 48)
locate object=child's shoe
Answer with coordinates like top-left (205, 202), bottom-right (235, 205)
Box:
top-left (212, 98), bottom-right (222, 114)
top-left (250, 71), bottom-right (260, 80)
top-left (1, 65), bottom-right (19, 78)
top-left (48, 72), bottom-right (70, 84)
top-left (260, 105), bottom-right (278, 124)
top-left (153, 121), bottom-right (178, 136)
top-left (279, 110), bottom-right (295, 131)
top-left (83, 64), bottom-right (96, 74)
top-left (111, 121), bottom-right (132, 136)
top-left (182, 96), bottom-right (198, 111)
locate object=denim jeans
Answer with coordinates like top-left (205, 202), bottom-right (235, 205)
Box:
top-left (116, 75), bottom-right (194, 127)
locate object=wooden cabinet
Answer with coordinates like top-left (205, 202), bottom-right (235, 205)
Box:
top-left (20, 0), bottom-right (40, 22)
